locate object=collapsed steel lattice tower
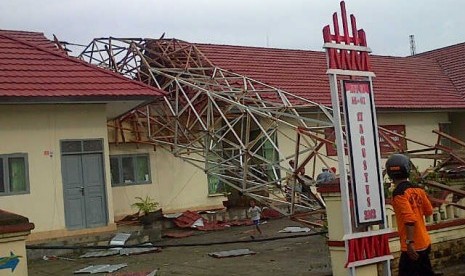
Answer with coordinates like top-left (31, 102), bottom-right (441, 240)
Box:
top-left (79, 37), bottom-right (342, 215)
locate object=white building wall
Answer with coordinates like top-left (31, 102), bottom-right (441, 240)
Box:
top-left (0, 104), bottom-right (114, 240)
top-left (377, 111), bottom-right (448, 170)
top-left (109, 144), bottom-right (225, 218)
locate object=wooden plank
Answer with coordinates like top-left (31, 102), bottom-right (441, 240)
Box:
top-left (423, 180), bottom-right (465, 197)
top-left (291, 217), bottom-right (324, 228)
top-left (428, 197), bottom-right (465, 210)
top-left (433, 129), bottom-right (465, 148)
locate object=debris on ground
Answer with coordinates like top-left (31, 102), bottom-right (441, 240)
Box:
top-left (203, 210), bottom-right (218, 214)
top-left (208, 249), bottom-right (256, 258)
top-left (74, 263), bottom-right (127, 274)
top-left (80, 251), bottom-right (119, 258)
top-left (28, 217), bottom-right (332, 275)
top-left (278, 226), bottom-right (311, 233)
top-left (80, 245), bottom-right (160, 258)
top-left (110, 233), bottom-right (131, 247)
top-left (172, 210), bottom-right (229, 231)
top-left (106, 269), bottom-right (159, 276)
top-left (227, 219), bottom-right (253, 226)
top-left (163, 230), bottom-right (195, 238)
top-left (119, 246), bottom-right (160, 256)
top-left (163, 213), bottom-right (183, 219)
top-left (173, 211), bottom-right (204, 228)
top-left (42, 255), bottom-right (75, 261)
top-left (261, 208), bottom-right (282, 219)
top-left (163, 209), bottom-right (279, 234)
top-left (117, 213), bottom-right (140, 224)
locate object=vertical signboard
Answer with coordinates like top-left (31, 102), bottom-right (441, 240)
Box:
top-left (343, 80), bottom-right (384, 225)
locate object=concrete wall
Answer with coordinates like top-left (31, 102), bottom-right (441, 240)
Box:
top-left (109, 144), bottom-right (225, 218)
top-left (389, 224), bottom-right (465, 275)
top-left (0, 233), bottom-right (29, 276)
top-left (386, 199), bottom-right (465, 274)
top-left (0, 104), bottom-right (114, 240)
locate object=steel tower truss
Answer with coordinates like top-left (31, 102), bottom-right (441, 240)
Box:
top-left (79, 37), bottom-right (342, 216)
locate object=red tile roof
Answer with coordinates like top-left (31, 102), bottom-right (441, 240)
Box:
top-left (196, 43), bottom-right (465, 109)
top-left (0, 30), bottom-right (166, 101)
top-left (0, 30), bottom-right (65, 53)
top-left (414, 42), bottom-right (465, 98)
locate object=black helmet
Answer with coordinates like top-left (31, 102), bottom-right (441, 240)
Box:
top-left (386, 154), bottom-right (410, 180)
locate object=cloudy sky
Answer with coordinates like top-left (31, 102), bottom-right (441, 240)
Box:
top-left (1, 0), bottom-right (464, 56)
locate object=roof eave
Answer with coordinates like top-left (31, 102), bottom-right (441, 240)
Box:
top-left (0, 95), bottom-right (159, 104)
top-left (376, 106), bottom-right (465, 113)
top-left (0, 95), bottom-right (164, 119)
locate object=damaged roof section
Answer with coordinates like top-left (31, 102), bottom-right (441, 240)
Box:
top-left (0, 30), bottom-right (166, 104)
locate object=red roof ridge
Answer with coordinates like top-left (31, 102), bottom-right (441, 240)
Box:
top-left (195, 41), bottom-right (417, 60)
top-left (0, 31), bottom-right (167, 96)
top-left (0, 29), bottom-right (45, 35)
top-left (412, 41), bottom-right (465, 98)
top-left (194, 42), bottom-right (317, 53)
top-left (414, 41), bottom-right (465, 57)
top-left (422, 56), bottom-right (462, 98)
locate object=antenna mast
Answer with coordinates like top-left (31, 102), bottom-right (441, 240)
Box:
top-left (409, 34), bottom-right (416, 55)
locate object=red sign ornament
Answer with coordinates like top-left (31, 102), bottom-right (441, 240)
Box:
top-left (322, 1), bottom-right (371, 71)
top-left (346, 234), bottom-right (391, 267)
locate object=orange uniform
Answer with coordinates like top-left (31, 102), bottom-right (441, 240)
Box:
top-left (392, 181), bottom-right (433, 251)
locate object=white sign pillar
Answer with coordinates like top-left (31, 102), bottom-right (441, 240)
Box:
top-left (328, 73), bottom-right (353, 236)
top-left (321, 2), bottom-right (393, 276)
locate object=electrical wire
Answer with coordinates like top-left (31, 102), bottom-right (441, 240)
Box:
top-left (26, 230), bottom-right (327, 250)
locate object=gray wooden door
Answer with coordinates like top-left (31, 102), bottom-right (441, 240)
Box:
top-left (61, 140), bottom-right (107, 229)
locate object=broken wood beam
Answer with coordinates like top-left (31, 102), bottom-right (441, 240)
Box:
top-left (291, 217), bottom-right (324, 228)
top-left (433, 129), bottom-right (465, 148)
top-left (423, 180), bottom-right (465, 197)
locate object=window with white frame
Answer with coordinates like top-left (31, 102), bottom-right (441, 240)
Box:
top-left (0, 153), bottom-right (29, 195)
top-left (110, 154), bottom-right (151, 186)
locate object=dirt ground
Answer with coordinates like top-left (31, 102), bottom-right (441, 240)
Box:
top-left (27, 217), bottom-right (332, 276)
top-left (27, 216), bottom-right (465, 276)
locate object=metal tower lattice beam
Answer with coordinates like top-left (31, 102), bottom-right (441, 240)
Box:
top-left (79, 37), bottom-right (338, 216)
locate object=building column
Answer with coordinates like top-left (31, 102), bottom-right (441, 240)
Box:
top-left (318, 181), bottom-right (379, 276)
top-left (0, 209), bottom-right (35, 276)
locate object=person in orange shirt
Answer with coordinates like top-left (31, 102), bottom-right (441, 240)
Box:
top-left (386, 153), bottom-right (434, 276)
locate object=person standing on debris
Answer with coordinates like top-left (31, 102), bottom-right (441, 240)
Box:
top-left (386, 153), bottom-right (434, 276)
top-left (285, 160), bottom-right (303, 203)
top-left (247, 199), bottom-right (262, 237)
top-left (316, 168), bottom-right (335, 185)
